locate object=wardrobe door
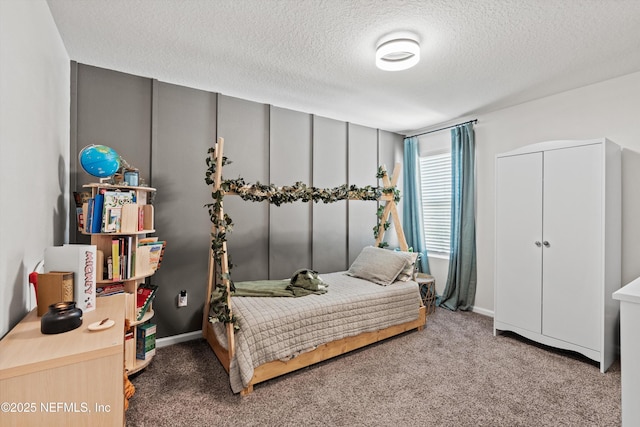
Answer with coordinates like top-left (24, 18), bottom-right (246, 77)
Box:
top-left (542, 144), bottom-right (602, 350)
top-left (495, 152), bottom-right (543, 333)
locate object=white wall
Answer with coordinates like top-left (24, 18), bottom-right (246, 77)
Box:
top-left (0, 0), bottom-right (70, 337)
top-left (473, 71), bottom-right (640, 315)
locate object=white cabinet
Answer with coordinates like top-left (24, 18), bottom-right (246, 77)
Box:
top-left (494, 138), bottom-right (621, 372)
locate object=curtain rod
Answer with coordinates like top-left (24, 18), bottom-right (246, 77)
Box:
top-left (407, 119), bottom-right (478, 138)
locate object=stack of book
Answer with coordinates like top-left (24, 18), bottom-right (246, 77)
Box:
top-left (106, 238), bottom-right (165, 281)
top-left (81, 189), bottom-right (154, 234)
top-left (96, 282), bottom-right (125, 297)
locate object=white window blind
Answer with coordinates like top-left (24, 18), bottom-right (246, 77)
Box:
top-left (419, 153), bottom-right (451, 256)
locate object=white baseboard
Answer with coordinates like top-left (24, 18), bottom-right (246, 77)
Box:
top-left (156, 330), bottom-right (202, 348)
top-left (472, 306), bottom-right (494, 317)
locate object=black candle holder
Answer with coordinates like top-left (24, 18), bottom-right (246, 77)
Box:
top-left (41, 301), bottom-right (83, 334)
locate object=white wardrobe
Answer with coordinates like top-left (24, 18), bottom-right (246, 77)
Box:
top-left (494, 138), bottom-right (621, 373)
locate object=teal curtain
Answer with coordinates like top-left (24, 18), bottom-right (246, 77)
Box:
top-left (403, 136), bottom-right (430, 274)
top-left (439, 123), bottom-right (477, 311)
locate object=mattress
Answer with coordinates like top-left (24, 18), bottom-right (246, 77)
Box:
top-left (211, 271), bottom-right (422, 393)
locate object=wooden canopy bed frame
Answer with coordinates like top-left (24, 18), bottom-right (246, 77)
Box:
top-left (202, 137), bottom-right (427, 395)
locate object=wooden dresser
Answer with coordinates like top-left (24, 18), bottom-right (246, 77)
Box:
top-left (0, 294), bottom-right (125, 427)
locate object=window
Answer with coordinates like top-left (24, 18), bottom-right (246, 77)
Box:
top-left (419, 152), bottom-right (451, 256)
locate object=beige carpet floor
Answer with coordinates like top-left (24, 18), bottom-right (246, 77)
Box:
top-left (126, 307), bottom-right (621, 426)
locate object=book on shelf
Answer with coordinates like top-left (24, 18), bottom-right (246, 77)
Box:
top-left (136, 323), bottom-right (156, 360)
top-left (96, 282), bottom-right (125, 297)
top-left (104, 206), bottom-right (121, 233)
top-left (138, 237), bottom-right (159, 245)
top-left (81, 202), bottom-right (89, 232)
top-left (111, 239), bottom-right (120, 280)
top-left (85, 198), bottom-right (94, 233)
top-left (126, 235), bottom-right (133, 279)
top-left (140, 204), bottom-right (154, 231)
top-left (76, 206), bottom-right (84, 232)
top-left (109, 236), bottom-right (138, 280)
top-left (101, 190), bottom-right (135, 233)
top-left (138, 205), bottom-right (145, 231)
top-left (91, 192), bottom-right (104, 233)
top-left (135, 239), bottom-right (165, 276)
top-left (136, 283), bottom-right (158, 321)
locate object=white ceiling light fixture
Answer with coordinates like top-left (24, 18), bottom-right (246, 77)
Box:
top-left (376, 35), bottom-right (420, 71)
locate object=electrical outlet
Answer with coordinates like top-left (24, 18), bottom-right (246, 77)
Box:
top-left (178, 290), bottom-right (188, 307)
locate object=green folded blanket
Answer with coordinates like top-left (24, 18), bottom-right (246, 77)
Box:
top-left (214, 269), bottom-right (328, 298)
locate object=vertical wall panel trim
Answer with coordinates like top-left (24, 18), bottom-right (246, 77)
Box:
top-left (215, 91), bottom-right (219, 141)
top-left (346, 122), bottom-right (350, 267)
top-left (213, 92), bottom-right (218, 141)
top-left (69, 61), bottom-right (78, 244)
top-left (267, 105), bottom-right (271, 279)
top-left (150, 79), bottom-right (159, 187)
top-left (310, 115), bottom-right (315, 267)
top-left (377, 129), bottom-right (381, 219)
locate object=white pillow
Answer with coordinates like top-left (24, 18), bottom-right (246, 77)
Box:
top-left (346, 246), bottom-right (407, 286)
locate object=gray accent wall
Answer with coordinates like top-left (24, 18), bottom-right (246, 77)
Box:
top-left (312, 117), bottom-right (348, 273)
top-left (269, 107), bottom-right (313, 279)
top-left (348, 124), bottom-right (379, 264)
top-left (153, 81), bottom-right (217, 336)
top-left (70, 63), bottom-right (403, 338)
top-left (217, 95), bottom-right (270, 282)
top-left (74, 65), bottom-right (152, 186)
top-left (72, 64), bottom-right (152, 244)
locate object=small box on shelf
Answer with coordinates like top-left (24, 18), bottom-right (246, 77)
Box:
top-left (44, 244), bottom-right (97, 313)
top-left (36, 271), bottom-right (74, 316)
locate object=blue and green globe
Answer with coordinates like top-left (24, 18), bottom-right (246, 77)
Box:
top-left (79, 145), bottom-right (121, 178)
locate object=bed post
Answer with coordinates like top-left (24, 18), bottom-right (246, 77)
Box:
top-left (374, 163), bottom-right (409, 251)
top-left (203, 137), bottom-right (235, 359)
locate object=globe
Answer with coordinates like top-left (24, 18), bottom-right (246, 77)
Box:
top-left (79, 145), bottom-right (121, 178)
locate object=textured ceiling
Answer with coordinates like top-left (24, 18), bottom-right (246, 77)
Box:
top-left (46, 0), bottom-right (640, 134)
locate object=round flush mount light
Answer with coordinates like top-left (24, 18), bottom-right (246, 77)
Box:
top-left (375, 37), bottom-right (420, 71)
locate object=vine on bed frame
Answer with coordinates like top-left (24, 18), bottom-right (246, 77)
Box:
top-left (204, 147), bottom-right (401, 328)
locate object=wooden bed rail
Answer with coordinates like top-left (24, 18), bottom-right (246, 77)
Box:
top-left (203, 304), bottom-right (427, 395)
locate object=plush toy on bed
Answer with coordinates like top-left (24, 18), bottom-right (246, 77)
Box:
top-left (288, 269), bottom-right (328, 293)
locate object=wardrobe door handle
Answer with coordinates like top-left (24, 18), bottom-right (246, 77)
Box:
top-left (535, 241), bottom-right (542, 247)
top-left (543, 241), bottom-right (550, 247)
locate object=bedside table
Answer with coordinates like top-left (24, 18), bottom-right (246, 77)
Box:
top-left (415, 273), bottom-right (436, 315)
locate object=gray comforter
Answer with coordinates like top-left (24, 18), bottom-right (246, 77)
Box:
top-left (211, 272), bottom-right (422, 393)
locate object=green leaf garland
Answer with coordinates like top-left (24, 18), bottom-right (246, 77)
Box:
top-left (205, 147), bottom-right (400, 327)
